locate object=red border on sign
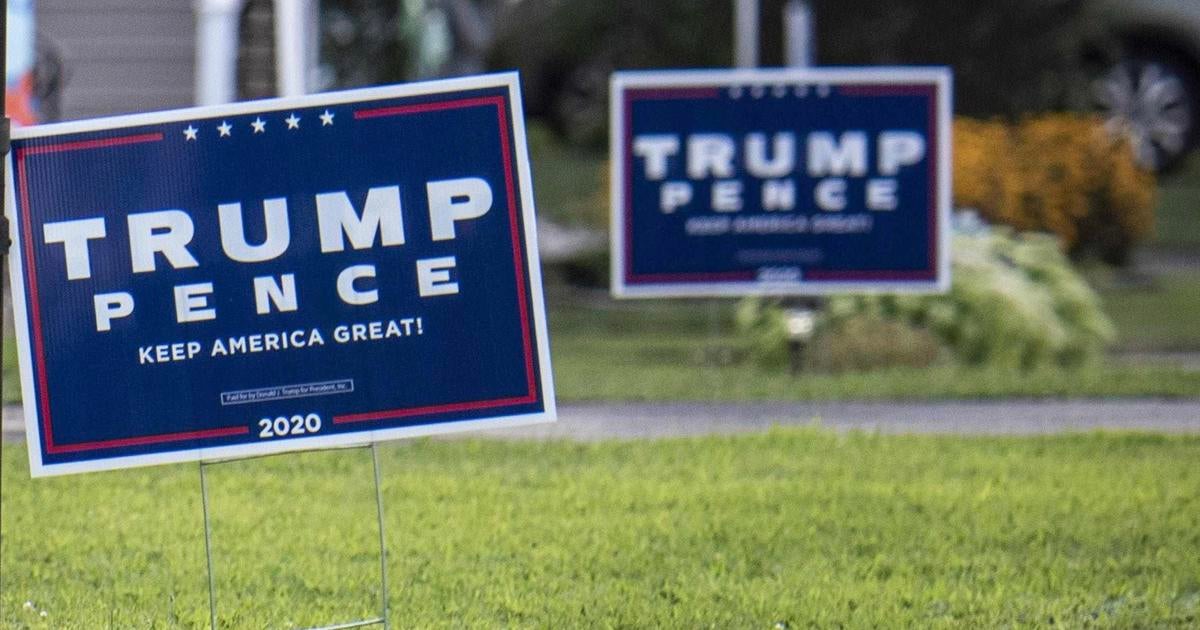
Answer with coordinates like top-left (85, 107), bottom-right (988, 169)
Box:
top-left (338, 94), bottom-right (539, 424)
top-left (15, 132), bottom-right (254, 454)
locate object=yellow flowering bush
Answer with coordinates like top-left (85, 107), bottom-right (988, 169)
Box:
top-left (954, 115), bottom-right (1156, 264)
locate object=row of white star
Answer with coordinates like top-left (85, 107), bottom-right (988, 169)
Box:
top-left (182, 109), bottom-right (336, 140)
top-left (728, 84), bottom-right (832, 99)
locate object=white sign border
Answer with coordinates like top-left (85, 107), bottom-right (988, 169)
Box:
top-left (6, 72), bottom-right (557, 477)
top-left (609, 66), bottom-right (953, 299)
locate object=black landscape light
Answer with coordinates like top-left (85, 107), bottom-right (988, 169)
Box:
top-left (783, 305), bottom-right (816, 375)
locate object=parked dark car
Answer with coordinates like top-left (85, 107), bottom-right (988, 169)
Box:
top-left (1090, 0), bottom-right (1200, 171)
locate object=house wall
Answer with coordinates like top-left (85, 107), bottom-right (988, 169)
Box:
top-left (36, 0), bottom-right (196, 121)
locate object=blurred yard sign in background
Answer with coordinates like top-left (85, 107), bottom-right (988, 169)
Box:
top-left (7, 74), bottom-right (554, 476)
top-left (610, 68), bottom-right (951, 298)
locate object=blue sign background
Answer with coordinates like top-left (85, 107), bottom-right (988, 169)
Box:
top-left (8, 75), bottom-right (554, 475)
top-left (611, 69), bottom-right (951, 297)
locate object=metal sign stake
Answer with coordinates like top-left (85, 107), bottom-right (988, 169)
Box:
top-left (370, 442), bottom-right (392, 628)
top-left (199, 461), bottom-right (218, 630)
top-left (0, 0), bottom-right (10, 603)
top-left (199, 444), bottom-right (391, 630)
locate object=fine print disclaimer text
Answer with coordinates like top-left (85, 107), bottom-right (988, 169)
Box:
top-left (220, 379), bottom-right (354, 406)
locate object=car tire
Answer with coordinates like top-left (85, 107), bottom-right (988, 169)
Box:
top-left (1093, 52), bottom-right (1199, 172)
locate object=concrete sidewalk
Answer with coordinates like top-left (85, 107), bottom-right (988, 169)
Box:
top-left (6, 399), bottom-right (1200, 444)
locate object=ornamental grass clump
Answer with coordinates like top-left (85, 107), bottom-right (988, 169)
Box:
top-left (738, 223), bottom-right (1116, 371)
top-left (828, 226), bottom-right (1116, 369)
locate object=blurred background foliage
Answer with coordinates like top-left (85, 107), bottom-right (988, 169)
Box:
top-left (321, 0), bottom-right (414, 88)
top-left (488, 0), bottom-right (734, 145)
top-left (323, 0), bottom-right (1103, 137)
top-left (773, 0), bottom-right (1100, 117)
top-left (954, 114), bottom-right (1157, 265)
top-left (486, 0), bottom-right (1101, 147)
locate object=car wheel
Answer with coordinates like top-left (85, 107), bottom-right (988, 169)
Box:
top-left (1093, 55), bottom-right (1198, 172)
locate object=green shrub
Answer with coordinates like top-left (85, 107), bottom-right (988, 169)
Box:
top-left (734, 298), bottom-right (795, 369)
top-left (737, 222), bottom-right (1116, 371)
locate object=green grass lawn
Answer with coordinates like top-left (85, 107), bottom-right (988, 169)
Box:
top-left (1154, 184), bottom-right (1200, 248)
top-left (1095, 270), bottom-right (1200, 352)
top-left (2, 431), bottom-right (1198, 627)
top-left (527, 123), bottom-right (607, 228)
top-left (547, 295), bottom-right (1200, 400)
top-left (1153, 155), bottom-right (1200, 248)
top-left (2, 339), bottom-right (18, 406)
top-left (1111, 154), bottom-right (1200, 352)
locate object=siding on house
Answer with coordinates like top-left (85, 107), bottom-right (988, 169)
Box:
top-left (36, 0), bottom-right (195, 121)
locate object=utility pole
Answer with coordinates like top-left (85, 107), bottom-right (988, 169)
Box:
top-left (784, 0), bottom-right (814, 68)
top-left (734, 0), bottom-right (759, 68)
top-left (274, 0), bottom-right (317, 96)
top-left (195, 0), bottom-right (244, 105)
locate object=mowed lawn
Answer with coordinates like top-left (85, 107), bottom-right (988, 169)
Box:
top-left (1098, 270), bottom-right (1200, 353)
top-left (547, 296), bottom-right (1200, 401)
top-left (2, 430), bottom-right (1199, 627)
